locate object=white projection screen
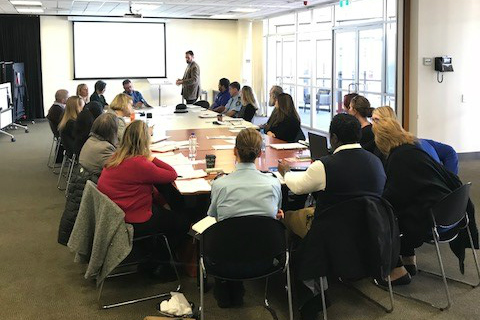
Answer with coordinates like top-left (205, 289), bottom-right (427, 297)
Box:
top-left (73, 21), bottom-right (166, 79)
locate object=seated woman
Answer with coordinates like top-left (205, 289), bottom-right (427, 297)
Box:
top-left (98, 120), bottom-right (189, 275)
top-left (58, 96), bottom-right (84, 157)
top-left (79, 113), bottom-right (118, 176)
top-left (74, 101), bottom-right (104, 156)
top-left (264, 93), bottom-right (301, 142)
top-left (108, 93), bottom-right (133, 144)
top-left (90, 80), bottom-right (108, 107)
top-left (344, 94), bottom-right (375, 151)
top-left (373, 106), bottom-right (459, 174)
top-left (236, 85), bottom-right (257, 122)
top-left (208, 128), bottom-right (283, 308)
top-left (76, 83), bottom-right (90, 105)
top-left (373, 117), bottom-right (468, 284)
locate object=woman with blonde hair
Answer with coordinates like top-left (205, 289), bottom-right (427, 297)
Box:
top-left (108, 93), bottom-right (133, 144)
top-left (265, 93), bottom-right (302, 142)
top-left (372, 106), bottom-right (459, 174)
top-left (236, 85), bottom-right (258, 122)
top-left (98, 120), bottom-right (189, 276)
top-left (373, 117), bottom-right (469, 286)
top-left (59, 96), bottom-right (84, 156)
top-left (76, 83), bottom-right (90, 104)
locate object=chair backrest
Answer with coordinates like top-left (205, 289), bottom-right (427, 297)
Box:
top-left (430, 183), bottom-right (471, 227)
top-left (298, 196), bottom-right (399, 280)
top-left (47, 117), bottom-right (60, 138)
top-left (201, 216), bottom-right (287, 280)
top-left (194, 100), bottom-right (210, 109)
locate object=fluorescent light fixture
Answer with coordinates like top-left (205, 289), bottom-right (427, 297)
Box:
top-left (11, 0), bottom-right (42, 5)
top-left (132, 3), bottom-right (161, 11)
top-left (210, 14), bottom-right (235, 19)
top-left (16, 6), bottom-right (44, 12)
top-left (231, 8), bottom-right (259, 13)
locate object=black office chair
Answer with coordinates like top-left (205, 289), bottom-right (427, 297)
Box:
top-left (298, 196), bottom-right (398, 320)
top-left (384, 183), bottom-right (480, 311)
top-left (194, 100), bottom-right (210, 109)
top-left (199, 216), bottom-right (293, 320)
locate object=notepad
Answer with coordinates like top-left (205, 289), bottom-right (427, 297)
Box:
top-left (155, 153), bottom-right (192, 166)
top-left (270, 143), bottom-right (308, 150)
top-left (213, 144), bottom-right (235, 150)
top-left (199, 113), bottom-right (217, 118)
top-left (174, 165), bottom-right (208, 180)
top-left (175, 179), bottom-right (212, 194)
top-left (191, 216), bottom-right (217, 234)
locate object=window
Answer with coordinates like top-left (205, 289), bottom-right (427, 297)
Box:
top-left (263, 0), bottom-right (397, 132)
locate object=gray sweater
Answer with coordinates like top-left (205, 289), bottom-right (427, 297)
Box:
top-left (67, 180), bottom-right (133, 286)
top-left (79, 134), bottom-right (116, 175)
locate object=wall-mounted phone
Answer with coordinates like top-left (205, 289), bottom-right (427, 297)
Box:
top-left (434, 56), bottom-right (453, 83)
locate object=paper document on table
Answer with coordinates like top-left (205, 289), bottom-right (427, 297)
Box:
top-left (199, 113), bottom-right (217, 118)
top-left (273, 171), bottom-right (286, 184)
top-left (155, 153), bottom-right (192, 166)
top-left (175, 179), bottom-right (212, 194)
top-left (174, 165), bottom-right (208, 180)
top-left (224, 140), bottom-right (235, 144)
top-left (192, 216), bottom-right (217, 234)
top-left (229, 129), bottom-right (242, 133)
top-left (151, 135), bottom-right (170, 144)
top-left (270, 143), bottom-right (308, 150)
top-left (213, 144), bottom-right (235, 150)
top-left (151, 140), bottom-right (190, 153)
top-left (207, 135), bottom-right (236, 140)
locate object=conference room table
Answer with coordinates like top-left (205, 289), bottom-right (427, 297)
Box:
top-left (138, 105), bottom-right (311, 195)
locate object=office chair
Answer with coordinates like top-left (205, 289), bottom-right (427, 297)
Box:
top-left (299, 196), bottom-right (398, 320)
top-left (199, 216), bottom-right (293, 320)
top-left (382, 183), bottom-right (480, 311)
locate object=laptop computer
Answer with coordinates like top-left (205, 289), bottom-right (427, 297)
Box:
top-left (308, 132), bottom-right (330, 161)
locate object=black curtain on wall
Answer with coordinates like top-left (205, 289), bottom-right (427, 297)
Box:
top-left (0, 14), bottom-right (44, 119)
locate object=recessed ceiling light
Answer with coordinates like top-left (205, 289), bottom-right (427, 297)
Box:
top-left (16, 7), bottom-right (44, 12)
top-left (231, 8), bottom-right (259, 13)
top-left (11, 0), bottom-right (42, 5)
top-left (210, 14), bottom-right (235, 19)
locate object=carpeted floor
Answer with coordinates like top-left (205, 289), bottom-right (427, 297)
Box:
top-left (1, 120), bottom-right (480, 320)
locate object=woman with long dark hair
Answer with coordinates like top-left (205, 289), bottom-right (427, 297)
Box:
top-left (264, 93), bottom-right (301, 142)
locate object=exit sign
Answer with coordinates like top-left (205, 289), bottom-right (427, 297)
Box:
top-left (339, 0), bottom-right (351, 7)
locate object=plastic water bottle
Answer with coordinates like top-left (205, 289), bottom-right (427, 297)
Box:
top-left (260, 128), bottom-right (266, 152)
top-left (188, 132), bottom-right (197, 160)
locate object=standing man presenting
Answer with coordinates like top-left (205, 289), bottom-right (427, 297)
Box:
top-left (176, 50), bottom-right (201, 104)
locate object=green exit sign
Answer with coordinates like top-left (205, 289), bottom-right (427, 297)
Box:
top-left (339, 0), bottom-right (351, 7)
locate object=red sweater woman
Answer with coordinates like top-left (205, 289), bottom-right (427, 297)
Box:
top-left (98, 120), bottom-right (188, 243)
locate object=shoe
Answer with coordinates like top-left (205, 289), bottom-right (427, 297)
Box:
top-left (404, 264), bottom-right (417, 276)
top-left (214, 279), bottom-right (232, 308)
top-left (375, 273), bottom-right (411, 287)
top-left (300, 292), bottom-right (331, 320)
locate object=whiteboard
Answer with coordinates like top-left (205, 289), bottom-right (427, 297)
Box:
top-left (73, 21), bottom-right (166, 79)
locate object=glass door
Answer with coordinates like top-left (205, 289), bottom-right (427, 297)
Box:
top-left (333, 25), bottom-right (385, 115)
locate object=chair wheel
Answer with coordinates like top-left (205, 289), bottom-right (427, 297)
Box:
top-left (11, 137), bottom-right (16, 142)
top-left (25, 129), bottom-right (29, 133)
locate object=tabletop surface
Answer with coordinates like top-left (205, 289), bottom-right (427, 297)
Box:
top-left (144, 105), bottom-right (310, 194)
